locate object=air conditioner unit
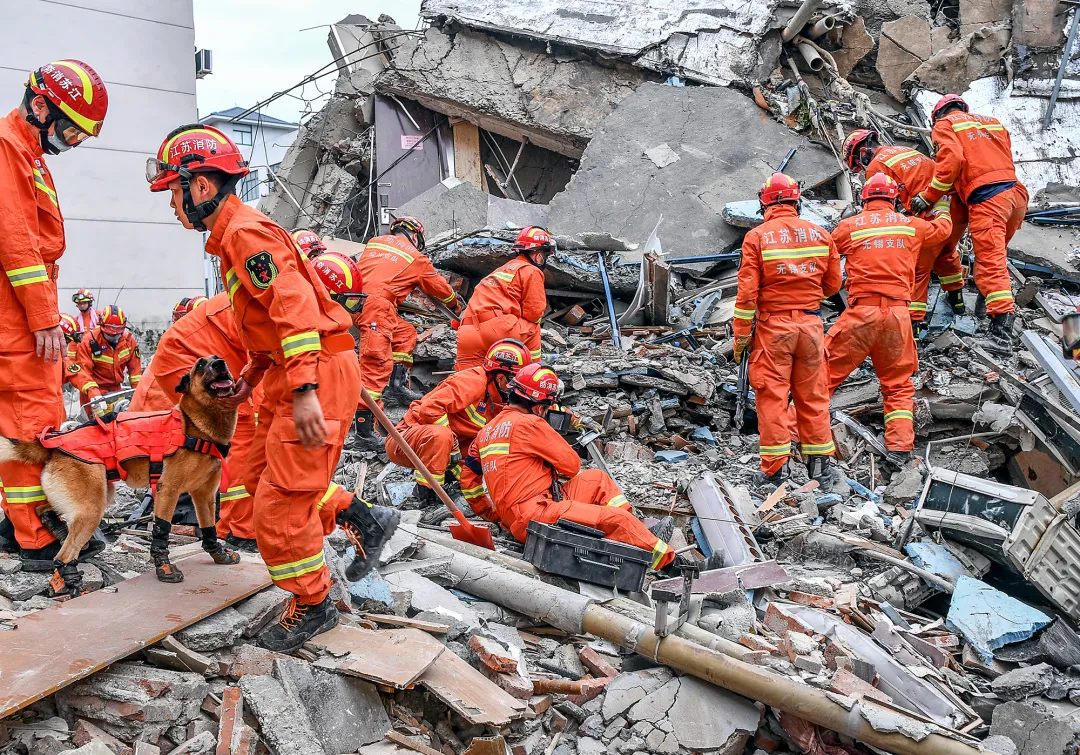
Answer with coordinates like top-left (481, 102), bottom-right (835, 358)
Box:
top-left (195, 49), bottom-right (213, 79)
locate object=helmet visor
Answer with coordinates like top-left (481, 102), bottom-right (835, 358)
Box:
top-left (101, 323), bottom-right (125, 337)
top-left (56, 117), bottom-right (92, 147)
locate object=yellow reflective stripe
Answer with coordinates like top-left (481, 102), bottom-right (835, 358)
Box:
top-left (908, 302), bottom-right (928, 312)
top-left (267, 551), bottom-right (326, 580)
top-left (800, 441), bottom-right (836, 454)
top-left (885, 410), bottom-right (914, 423)
top-left (366, 241), bottom-right (414, 264)
top-left (6, 264), bottom-right (50, 287)
top-left (480, 443), bottom-right (510, 458)
top-left (392, 351), bottom-right (413, 364)
top-left (129, 375), bottom-right (141, 385)
top-left (117, 348), bottom-right (132, 360)
top-left (82, 381), bottom-right (99, 390)
top-left (733, 307), bottom-right (756, 320)
top-left (3, 486), bottom-right (47, 503)
top-left (440, 292), bottom-right (457, 304)
top-left (759, 442), bottom-right (791, 457)
top-left (32, 169), bottom-right (58, 206)
top-left (985, 290), bottom-right (1013, 304)
top-left (492, 271), bottom-right (515, 283)
top-left (225, 268), bottom-right (241, 298)
top-left (939, 273), bottom-right (963, 285)
top-left (650, 541), bottom-right (669, 569)
top-left (93, 355), bottom-right (114, 364)
top-left (414, 469), bottom-right (445, 485)
top-left (318, 483), bottom-right (341, 510)
top-left (849, 226), bottom-right (917, 241)
top-left (761, 245), bottom-right (830, 260)
top-left (607, 494), bottom-right (628, 508)
top-left (220, 485), bottom-right (250, 502)
top-left (951, 121), bottom-right (1004, 133)
top-left (461, 485), bottom-right (486, 498)
top-left (930, 177), bottom-right (954, 192)
top-left (530, 350), bottom-right (541, 360)
top-left (281, 331), bottom-right (321, 358)
top-left (464, 404), bottom-right (487, 428)
top-left (433, 414), bottom-right (450, 427)
top-left (367, 389), bottom-right (383, 400)
top-left (883, 149), bottom-right (923, 168)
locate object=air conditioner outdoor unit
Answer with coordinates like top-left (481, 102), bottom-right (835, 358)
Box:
top-left (195, 49), bottom-right (213, 79)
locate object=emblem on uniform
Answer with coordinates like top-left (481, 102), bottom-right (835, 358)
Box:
top-left (246, 251), bottom-right (278, 289)
top-left (67, 363), bottom-right (80, 374)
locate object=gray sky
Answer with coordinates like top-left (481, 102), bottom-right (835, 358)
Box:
top-left (193, 0), bottom-right (422, 125)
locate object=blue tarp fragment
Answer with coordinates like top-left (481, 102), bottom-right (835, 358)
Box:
top-left (946, 575), bottom-right (1051, 663)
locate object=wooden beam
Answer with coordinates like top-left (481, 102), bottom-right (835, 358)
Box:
top-left (452, 121), bottom-right (484, 191)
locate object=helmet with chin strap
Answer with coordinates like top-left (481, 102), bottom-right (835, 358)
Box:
top-left (25, 59), bottom-right (108, 155)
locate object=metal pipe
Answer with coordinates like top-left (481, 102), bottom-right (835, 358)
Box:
top-left (782, 0), bottom-right (824, 42)
top-left (805, 14), bottom-right (837, 38)
top-left (1044, 3), bottom-right (1080, 129)
top-left (795, 35), bottom-right (839, 74)
top-left (596, 252), bottom-right (622, 349)
top-left (796, 41), bottom-right (825, 71)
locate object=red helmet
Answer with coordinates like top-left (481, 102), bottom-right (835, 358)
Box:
top-left (842, 129), bottom-right (879, 171)
top-left (390, 216), bottom-right (425, 252)
top-left (312, 252), bottom-right (366, 314)
top-left (508, 363), bottom-right (561, 404)
top-left (147, 124), bottom-right (249, 192)
top-left (72, 288), bottom-right (94, 304)
top-left (59, 312), bottom-right (78, 340)
top-left (172, 295), bottom-right (208, 322)
top-left (99, 305), bottom-right (127, 337)
top-left (483, 339), bottom-right (531, 376)
top-left (513, 227), bottom-right (555, 253)
top-left (931, 94), bottom-right (968, 123)
top-left (292, 230), bottom-right (327, 259)
top-left (26, 60), bottom-right (109, 147)
top-left (861, 173), bottom-right (900, 202)
top-left (759, 173), bottom-right (802, 207)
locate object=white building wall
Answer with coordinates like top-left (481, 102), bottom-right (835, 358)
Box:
top-left (0, 0), bottom-right (206, 331)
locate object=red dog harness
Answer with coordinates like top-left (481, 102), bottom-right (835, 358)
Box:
top-left (39, 408), bottom-right (230, 494)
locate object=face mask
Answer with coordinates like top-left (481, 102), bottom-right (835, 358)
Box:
top-left (104, 333), bottom-right (122, 346)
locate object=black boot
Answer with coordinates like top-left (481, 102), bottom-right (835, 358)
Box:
top-left (150, 516), bottom-right (184, 583)
top-left (200, 527), bottom-right (240, 565)
top-left (753, 461), bottom-right (790, 486)
top-left (806, 455), bottom-right (844, 490)
top-left (946, 289), bottom-right (966, 315)
top-left (383, 363), bottom-right (424, 407)
top-left (349, 409), bottom-right (385, 452)
top-left (257, 595), bottom-right (339, 653)
top-left (224, 533), bottom-right (261, 553)
top-left (0, 517), bottom-right (18, 554)
top-left (987, 312), bottom-right (1016, 352)
top-left (48, 559), bottom-right (84, 598)
top-left (415, 484), bottom-right (440, 508)
top-left (336, 496), bottom-right (401, 581)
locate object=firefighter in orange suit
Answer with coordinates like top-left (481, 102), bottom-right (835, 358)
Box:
top-left (350, 216), bottom-right (463, 447)
top-left (59, 312), bottom-right (80, 383)
top-left (910, 95), bottom-right (1028, 350)
top-left (148, 123), bottom-right (399, 652)
top-left (476, 364), bottom-right (675, 569)
top-left (0, 60), bottom-right (108, 567)
top-left (69, 305), bottom-right (143, 418)
top-left (128, 292), bottom-right (258, 550)
top-left (72, 288), bottom-right (99, 331)
top-left (385, 339), bottom-right (531, 513)
top-left (733, 173), bottom-right (843, 484)
top-left (827, 175), bottom-right (954, 459)
top-left (456, 226), bottom-right (550, 371)
top-left (843, 129), bottom-right (966, 337)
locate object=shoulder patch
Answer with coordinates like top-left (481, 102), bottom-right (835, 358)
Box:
top-left (67, 363), bottom-right (81, 374)
top-left (245, 251), bottom-right (278, 290)
top-left (134, 344), bottom-right (141, 359)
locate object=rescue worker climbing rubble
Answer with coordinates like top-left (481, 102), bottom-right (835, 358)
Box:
top-left (826, 174), bottom-right (953, 461)
top-left (0, 59), bottom-right (107, 568)
top-left (475, 363), bottom-right (675, 570)
top-left (909, 94), bottom-right (1028, 350)
top-left (733, 173), bottom-right (842, 485)
top-left (456, 226), bottom-right (550, 371)
top-left (147, 123), bottom-right (399, 651)
top-left (72, 288), bottom-right (99, 332)
top-left (69, 305), bottom-right (142, 418)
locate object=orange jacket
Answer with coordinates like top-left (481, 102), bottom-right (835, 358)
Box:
top-left (733, 205), bottom-right (842, 338)
top-left (356, 234), bottom-right (456, 307)
top-left (399, 366), bottom-right (503, 446)
top-left (0, 109), bottom-right (64, 388)
top-left (63, 340), bottom-right (79, 386)
top-left (462, 255), bottom-right (547, 329)
top-left (70, 328), bottom-right (143, 399)
top-left (74, 307), bottom-right (99, 332)
top-left (832, 199), bottom-right (954, 302)
top-left (865, 146), bottom-right (934, 210)
top-left (476, 406), bottom-right (580, 510)
top-left (206, 195), bottom-right (353, 391)
top-left (922, 111), bottom-right (1018, 205)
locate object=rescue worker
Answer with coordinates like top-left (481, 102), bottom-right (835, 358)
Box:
top-left (385, 339), bottom-right (531, 513)
top-left (827, 175), bottom-right (953, 461)
top-left (733, 173), bottom-right (842, 484)
top-left (147, 123), bottom-right (399, 651)
top-left (909, 95), bottom-right (1028, 350)
top-left (69, 305), bottom-right (142, 418)
top-left (59, 312), bottom-right (80, 373)
top-left (72, 288), bottom-right (99, 332)
top-left (842, 129), bottom-right (966, 337)
top-left (351, 216), bottom-right (463, 447)
top-left (292, 229), bottom-right (327, 259)
top-left (0, 60), bottom-right (108, 570)
top-left (129, 292), bottom-right (258, 551)
top-left (475, 364), bottom-right (675, 570)
top-left (172, 295), bottom-right (208, 323)
top-left (456, 227), bottom-right (550, 371)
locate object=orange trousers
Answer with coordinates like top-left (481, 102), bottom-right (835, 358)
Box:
top-left (0, 360), bottom-right (65, 549)
top-left (911, 198), bottom-right (967, 322)
top-left (825, 301), bottom-right (917, 451)
top-left (455, 314), bottom-right (541, 371)
top-left (244, 351), bottom-right (361, 604)
top-left (499, 469), bottom-right (673, 569)
top-left (969, 184), bottom-right (1028, 315)
top-left (749, 312), bottom-right (835, 475)
top-left (216, 401), bottom-right (256, 539)
top-left (384, 423), bottom-right (458, 488)
top-left (458, 456), bottom-right (491, 520)
top-left (356, 297), bottom-right (416, 403)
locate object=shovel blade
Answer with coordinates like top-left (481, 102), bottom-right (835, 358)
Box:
top-left (449, 521), bottom-right (495, 550)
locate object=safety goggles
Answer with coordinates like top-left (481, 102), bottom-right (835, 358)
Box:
top-left (101, 324), bottom-right (126, 337)
top-left (332, 292), bottom-right (366, 315)
top-left (1063, 312), bottom-right (1080, 359)
top-left (145, 157), bottom-right (185, 186)
top-left (54, 116), bottom-right (92, 147)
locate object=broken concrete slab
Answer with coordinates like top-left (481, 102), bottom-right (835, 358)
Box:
top-left (233, 587), bottom-right (290, 639)
top-left (0, 571), bottom-right (51, 601)
top-left (60, 742), bottom-right (114, 755)
top-left (1008, 223), bottom-right (1080, 279)
top-left (665, 676), bottom-right (759, 751)
top-left (73, 720), bottom-right (133, 755)
top-left (1012, 0), bottom-right (1070, 46)
top-left (601, 668), bottom-right (673, 722)
top-left (379, 509), bottom-right (421, 566)
top-left (946, 575), bottom-right (1053, 663)
top-left (418, 643), bottom-right (529, 724)
top-left (272, 659), bottom-right (390, 750)
top-left (907, 25), bottom-right (1012, 97)
top-left (626, 677), bottom-right (679, 724)
top-left (238, 675), bottom-right (325, 755)
top-left (165, 732), bottom-right (215, 755)
top-left (399, 180), bottom-right (489, 240)
top-left (308, 625), bottom-right (444, 688)
top-left (833, 16), bottom-right (875, 78)
top-left (382, 570), bottom-right (481, 627)
top-left (877, 16), bottom-right (933, 101)
top-left (990, 700), bottom-right (1080, 755)
top-left (548, 83), bottom-right (840, 259)
top-left (176, 608), bottom-right (248, 653)
top-left (991, 663), bottom-right (1058, 701)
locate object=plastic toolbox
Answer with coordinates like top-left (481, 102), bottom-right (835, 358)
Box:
top-left (523, 520), bottom-right (652, 592)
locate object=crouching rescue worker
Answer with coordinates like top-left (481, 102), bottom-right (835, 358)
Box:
top-left (733, 173), bottom-right (842, 484)
top-left (909, 95), bottom-right (1028, 350)
top-left (827, 175), bottom-right (953, 462)
top-left (456, 227), bottom-right (550, 370)
top-left (476, 364), bottom-right (675, 570)
top-left (147, 123), bottom-right (399, 651)
top-left (69, 305), bottom-right (142, 418)
top-left (842, 129), bottom-right (966, 336)
top-left (385, 339), bottom-right (531, 515)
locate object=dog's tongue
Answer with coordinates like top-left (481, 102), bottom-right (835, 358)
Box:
top-left (210, 379), bottom-right (233, 390)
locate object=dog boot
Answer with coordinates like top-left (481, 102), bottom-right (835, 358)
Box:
top-left (336, 496), bottom-right (401, 581)
top-left (257, 595), bottom-right (339, 654)
top-left (200, 527), bottom-right (240, 565)
top-left (382, 363), bottom-right (424, 407)
top-left (349, 409), bottom-right (385, 453)
top-left (48, 559), bottom-right (84, 598)
top-left (225, 534), bottom-right (261, 554)
top-left (151, 517), bottom-right (184, 583)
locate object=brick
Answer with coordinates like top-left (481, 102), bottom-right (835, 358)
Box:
top-left (563, 305), bottom-right (586, 325)
top-left (834, 583), bottom-right (859, 610)
top-left (763, 603), bottom-right (815, 637)
top-left (742, 651), bottom-right (770, 665)
top-left (738, 634), bottom-right (778, 654)
top-left (787, 591), bottom-right (835, 610)
top-left (823, 638), bottom-right (854, 671)
top-left (216, 688), bottom-right (243, 755)
top-left (754, 733), bottom-right (780, 753)
top-left (829, 668), bottom-right (892, 704)
top-left (468, 635), bottom-right (518, 674)
top-left (165, 732), bottom-right (216, 755)
top-left (578, 647), bottom-right (618, 678)
top-left (568, 677), bottom-right (611, 706)
top-left (74, 720), bottom-right (133, 755)
top-left (229, 645), bottom-right (291, 679)
top-left (777, 632), bottom-right (817, 662)
top-left (484, 669), bottom-right (534, 700)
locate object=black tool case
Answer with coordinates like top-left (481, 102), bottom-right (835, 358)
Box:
top-left (523, 520), bottom-right (652, 592)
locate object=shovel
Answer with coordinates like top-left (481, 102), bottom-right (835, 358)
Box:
top-left (361, 388), bottom-right (495, 550)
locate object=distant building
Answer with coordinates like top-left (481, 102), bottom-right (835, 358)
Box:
top-left (199, 108), bottom-right (299, 207)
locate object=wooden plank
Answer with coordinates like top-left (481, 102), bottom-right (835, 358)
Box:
top-left (0, 554), bottom-right (271, 718)
top-left (307, 624), bottom-right (444, 688)
top-left (452, 121), bottom-right (484, 190)
top-left (419, 644), bottom-right (528, 725)
top-left (360, 613), bottom-right (450, 634)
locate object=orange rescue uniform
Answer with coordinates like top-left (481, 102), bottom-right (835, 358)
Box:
top-left (734, 204), bottom-right (842, 476)
top-left (920, 111), bottom-right (1028, 315)
top-left (456, 256), bottom-right (546, 369)
top-left (0, 109), bottom-right (66, 549)
top-left (74, 307), bottom-right (99, 332)
top-left (828, 200), bottom-right (953, 451)
top-left (69, 327), bottom-right (143, 409)
top-left (209, 195), bottom-right (361, 606)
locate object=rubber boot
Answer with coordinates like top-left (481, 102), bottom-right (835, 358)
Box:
top-left (0, 517), bottom-right (19, 554)
top-left (987, 312), bottom-right (1017, 354)
top-left (336, 496), bottom-right (401, 581)
top-left (753, 461), bottom-right (791, 486)
top-left (806, 455), bottom-right (846, 492)
top-left (383, 363), bottom-right (424, 408)
top-left (200, 527), bottom-right (240, 565)
top-left (416, 484), bottom-right (440, 508)
top-left (225, 533), bottom-right (261, 554)
top-left (48, 559), bottom-right (84, 598)
top-left (946, 289), bottom-right (966, 315)
top-left (349, 409), bottom-right (385, 452)
top-left (257, 595), bottom-right (339, 653)
top-left (150, 516), bottom-right (184, 583)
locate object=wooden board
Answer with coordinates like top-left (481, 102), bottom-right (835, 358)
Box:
top-left (452, 121), bottom-right (485, 191)
top-left (308, 624), bottom-right (444, 688)
top-left (419, 645), bottom-right (528, 725)
top-left (0, 554), bottom-right (272, 718)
